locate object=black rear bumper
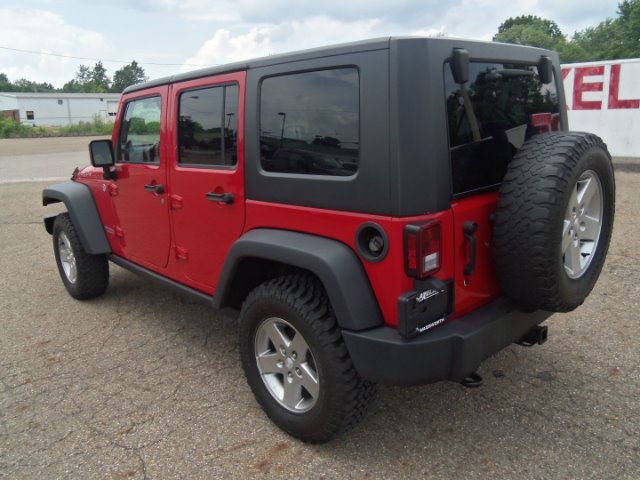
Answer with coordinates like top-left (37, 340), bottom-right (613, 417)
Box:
top-left (342, 297), bottom-right (552, 385)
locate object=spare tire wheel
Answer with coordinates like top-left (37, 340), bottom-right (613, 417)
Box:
top-left (493, 132), bottom-right (615, 312)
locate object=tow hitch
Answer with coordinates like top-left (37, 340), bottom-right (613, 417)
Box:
top-left (517, 325), bottom-right (548, 347)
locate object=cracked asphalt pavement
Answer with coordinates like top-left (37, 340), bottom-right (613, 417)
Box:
top-left (0, 138), bottom-right (638, 479)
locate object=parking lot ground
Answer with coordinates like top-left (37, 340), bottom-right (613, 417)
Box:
top-left (0, 136), bottom-right (108, 183)
top-left (0, 161), bottom-right (638, 478)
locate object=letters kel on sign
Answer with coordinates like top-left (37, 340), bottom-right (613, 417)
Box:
top-left (562, 63), bottom-right (640, 111)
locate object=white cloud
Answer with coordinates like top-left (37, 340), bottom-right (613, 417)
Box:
top-left (412, 27), bottom-right (447, 37)
top-left (0, 8), bottom-right (109, 87)
top-left (141, 0), bottom-right (239, 22)
top-left (235, 0), bottom-right (429, 23)
top-left (1, 1), bottom-right (622, 87)
top-left (182, 16), bottom-right (381, 72)
top-left (182, 26), bottom-right (276, 70)
top-left (288, 16), bottom-right (380, 44)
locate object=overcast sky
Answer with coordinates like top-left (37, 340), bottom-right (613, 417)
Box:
top-left (0, 0), bottom-right (620, 88)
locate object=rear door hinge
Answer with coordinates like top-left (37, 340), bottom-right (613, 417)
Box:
top-left (169, 194), bottom-right (183, 210)
top-left (463, 221), bottom-right (478, 276)
top-left (113, 225), bottom-right (124, 238)
top-left (108, 183), bottom-right (119, 197)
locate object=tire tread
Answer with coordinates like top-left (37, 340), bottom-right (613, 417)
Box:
top-left (239, 273), bottom-right (376, 443)
top-left (53, 213), bottom-right (108, 300)
top-left (493, 132), bottom-right (615, 312)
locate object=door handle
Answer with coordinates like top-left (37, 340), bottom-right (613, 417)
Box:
top-left (463, 221), bottom-right (478, 276)
top-left (144, 183), bottom-right (164, 194)
top-left (205, 191), bottom-right (234, 204)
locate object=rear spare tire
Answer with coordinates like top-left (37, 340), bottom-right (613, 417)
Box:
top-left (493, 132), bottom-right (615, 312)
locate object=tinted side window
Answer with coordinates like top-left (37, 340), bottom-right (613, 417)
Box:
top-left (260, 68), bottom-right (359, 176)
top-left (178, 84), bottom-right (239, 167)
top-left (444, 62), bottom-right (560, 196)
top-left (118, 96), bottom-right (161, 164)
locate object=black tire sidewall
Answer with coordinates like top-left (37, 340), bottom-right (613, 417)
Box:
top-left (52, 213), bottom-right (108, 300)
top-left (53, 215), bottom-right (80, 296)
top-left (494, 132), bottom-right (615, 312)
top-left (239, 295), bottom-right (341, 440)
top-left (556, 144), bottom-right (615, 307)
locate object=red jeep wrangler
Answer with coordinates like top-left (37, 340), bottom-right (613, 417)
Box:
top-left (43, 37), bottom-right (615, 443)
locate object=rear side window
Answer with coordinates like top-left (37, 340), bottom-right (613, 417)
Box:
top-left (178, 84), bottom-right (239, 167)
top-left (260, 68), bottom-right (359, 176)
top-left (444, 62), bottom-right (560, 196)
top-left (117, 96), bottom-right (161, 164)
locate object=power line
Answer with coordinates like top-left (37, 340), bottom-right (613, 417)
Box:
top-left (0, 45), bottom-right (218, 67)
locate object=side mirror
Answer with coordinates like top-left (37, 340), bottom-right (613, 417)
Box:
top-left (451, 48), bottom-right (470, 84)
top-left (89, 140), bottom-right (116, 180)
top-left (537, 56), bottom-right (553, 85)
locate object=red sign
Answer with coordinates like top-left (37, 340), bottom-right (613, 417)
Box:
top-left (562, 63), bottom-right (640, 110)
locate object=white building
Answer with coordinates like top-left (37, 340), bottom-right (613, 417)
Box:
top-left (0, 92), bottom-right (121, 127)
top-left (561, 58), bottom-right (640, 157)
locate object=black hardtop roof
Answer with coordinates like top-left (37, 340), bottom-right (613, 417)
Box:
top-left (123, 37), bottom-right (389, 94)
top-left (123, 36), bottom-right (556, 94)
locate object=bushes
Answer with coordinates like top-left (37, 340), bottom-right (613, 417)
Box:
top-left (0, 117), bottom-right (47, 138)
top-left (0, 115), bottom-right (114, 138)
top-left (128, 118), bottom-right (159, 135)
top-left (58, 116), bottom-right (114, 136)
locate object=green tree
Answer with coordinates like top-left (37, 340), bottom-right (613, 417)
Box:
top-left (0, 74), bottom-right (55, 92)
top-left (555, 41), bottom-right (590, 63)
top-left (90, 61), bottom-right (110, 92)
top-left (111, 61), bottom-right (148, 93)
top-left (12, 78), bottom-right (55, 92)
top-left (63, 65), bottom-right (90, 92)
top-left (62, 62), bottom-right (110, 92)
top-left (613, 0), bottom-right (640, 57)
top-left (0, 73), bottom-right (15, 91)
top-left (76, 64), bottom-right (92, 84)
top-left (494, 15), bottom-right (566, 50)
top-left (494, 1), bottom-right (640, 62)
top-left (572, 0), bottom-right (640, 60)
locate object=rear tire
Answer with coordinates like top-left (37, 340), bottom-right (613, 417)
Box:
top-left (493, 132), bottom-right (615, 312)
top-left (53, 213), bottom-right (109, 300)
top-left (238, 274), bottom-right (376, 443)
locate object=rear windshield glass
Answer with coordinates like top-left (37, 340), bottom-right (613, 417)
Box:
top-left (444, 62), bottom-right (560, 197)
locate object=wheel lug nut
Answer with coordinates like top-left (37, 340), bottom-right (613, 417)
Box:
top-left (295, 367), bottom-right (302, 376)
top-left (291, 351), bottom-right (297, 360)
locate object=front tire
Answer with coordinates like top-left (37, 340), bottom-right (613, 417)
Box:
top-left (53, 213), bottom-right (109, 300)
top-left (238, 274), bottom-right (376, 443)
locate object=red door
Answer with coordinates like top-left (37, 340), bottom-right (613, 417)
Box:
top-left (451, 192), bottom-right (501, 317)
top-left (167, 73), bottom-right (246, 294)
top-left (110, 87), bottom-right (171, 269)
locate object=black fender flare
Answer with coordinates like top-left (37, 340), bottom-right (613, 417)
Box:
top-left (42, 182), bottom-right (111, 255)
top-left (214, 229), bottom-right (384, 331)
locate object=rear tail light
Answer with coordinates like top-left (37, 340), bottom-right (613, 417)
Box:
top-left (404, 221), bottom-right (441, 278)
